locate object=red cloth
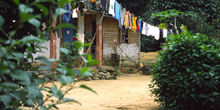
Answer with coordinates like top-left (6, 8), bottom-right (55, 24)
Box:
top-left (136, 19), bottom-right (140, 31)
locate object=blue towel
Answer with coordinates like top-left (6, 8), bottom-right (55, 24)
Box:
top-left (62, 4), bottom-right (71, 23)
top-left (114, 1), bottom-right (120, 22)
top-left (139, 19), bottom-right (142, 33)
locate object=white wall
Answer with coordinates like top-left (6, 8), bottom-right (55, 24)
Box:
top-left (32, 40), bottom-right (50, 60)
top-left (77, 13), bottom-right (85, 54)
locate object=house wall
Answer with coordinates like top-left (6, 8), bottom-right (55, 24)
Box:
top-left (102, 17), bottom-right (140, 67)
top-left (32, 37), bottom-right (61, 62)
top-left (83, 14), bottom-right (140, 67)
top-left (84, 14), bottom-right (96, 35)
top-left (103, 17), bottom-right (120, 59)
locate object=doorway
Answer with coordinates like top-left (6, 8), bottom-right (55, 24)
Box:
top-left (91, 20), bottom-right (96, 58)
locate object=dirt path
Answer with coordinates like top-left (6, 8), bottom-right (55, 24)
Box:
top-left (55, 74), bottom-right (159, 110)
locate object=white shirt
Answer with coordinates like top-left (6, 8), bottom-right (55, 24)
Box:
top-left (109, 0), bottom-right (115, 17)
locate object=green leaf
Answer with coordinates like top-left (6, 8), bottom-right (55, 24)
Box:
top-left (34, 3), bottom-right (49, 16)
top-left (26, 86), bottom-right (43, 98)
top-left (88, 60), bottom-right (100, 66)
top-left (58, 0), bottom-right (71, 7)
top-left (34, 79), bottom-right (45, 86)
top-left (0, 47), bottom-right (7, 58)
top-left (27, 99), bottom-right (34, 106)
top-left (213, 92), bottom-right (219, 96)
top-left (64, 98), bottom-right (81, 105)
top-left (80, 67), bottom-right (92, 76)
top-left (53, 23), bottom-right (77, 30)
top-left (35, 56), bottom-right (52, 67)
top-left (0, 95), bottom-right (11, 106)
top-left (51, 87), bottom-right (63, 100)
top-left (19, 4), bottom-right (33, 13)
top-left (56, 68), bottom-right (68, 75)
top-left (21, 35), bottom-right (43, 46)
top-left (79, 84), bottom-right (97, 94)
top-left (83, 43), bottom-right (92, 47)
top-left (19, 13), bottom-right (36, 22)
top-left (0, 15), bottom-right (4, 27)
top-left (87, 54), bottom-right (92, 61)
top-left (1, 82), bottom-right (18, 89)
top-left (13, 0), bottom-right (20, 5)
top-left (38, 65), bottom-right (51, 71)
top-left (56, 75), bottom-right (74, 85)
top-left (81, 67), bottom-right (89, 74)
top-left (28, 18), bottom-right (41, 28)
top-left (60, 47), bottom-right (70, 55)
top-left (74, 41), bottom-right (82, 50)
top-left (209, 97), bottom-right (215, 102)
top-left (55, 8), bottom-right (67, 16)
top-left (10, 70), bottom-right (31, 85)
top-left (36, 0), bottom-right (53, 2)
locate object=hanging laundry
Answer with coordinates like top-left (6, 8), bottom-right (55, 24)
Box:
top-left (124, 9), bottom-right (129, 28)
top-left (141, 20), bottom-right (143, 33)
top-left (128, 12), bottom-right (132, 29)
top-left (119, 6), bottom-right (125, 28)
top-left (109, 0), bottom-right (115, 17)
top-left (62, 3), bottom-right (71, 23)
top-left (100, 0), bottom-right (106, 12)
top-left (142, 22), bottom-right (149, 35)
top-left (147, 24), bottom-right (160, 40)
top-left (132, 15), bottom-right (137, 32)
top-left (136, 18), bottom-right (140, 31)
top-left (114, 1), bottom-right (120, 23)
top-left (72, 8), bottom-right (78, 18)
top-left (163, 29), bottom-right (168, 38)
top-left (139, 19), bottom-right (142, 33)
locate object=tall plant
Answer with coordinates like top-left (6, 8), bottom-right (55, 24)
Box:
top-left (0, 0), bottom-right (98, 109)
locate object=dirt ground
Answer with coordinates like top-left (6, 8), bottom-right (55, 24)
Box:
top-left (56, 74), bottom-right (159, 110)
top-left (43, 52), bottom-right (160, 110)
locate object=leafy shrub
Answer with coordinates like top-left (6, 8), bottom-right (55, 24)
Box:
top-left (0, 0), bottom-right (97, 109)
top-left (149, 31), bottom-right (220, 110)
top-left (141, 35), bottom-right (161, 52)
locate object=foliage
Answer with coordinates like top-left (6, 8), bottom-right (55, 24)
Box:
top-left (181, 13), bottom-right (219, 37)
top-left (149, 30), bottom-right (220, 109)
top-left (112, 66), bottom-right (120, 79)
top-left (141, 35), bottom-right (160, 52)
top-left (61, 37), bottom-right (80, 68)
top-left (0, 0), bottom-right (98, 109)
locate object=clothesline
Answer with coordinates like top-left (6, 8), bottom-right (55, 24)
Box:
top-left (69, 0), bottom-right (168, 40)
top-left (108, 0), bottom-right (168, 40)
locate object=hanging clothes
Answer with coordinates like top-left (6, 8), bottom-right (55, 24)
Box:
top-left (132, 15), bottom-right (137, 32)
top-left (109, 0), bottom-right (115, 17)
top-left (124, 9), bottom-right (129, 28)
top-left (139, 19), bottom-right (142, 33)
top-left (62, 3), bottom-right (71, 23)
top-left (63, 18), bottom-right (77, 45)
top-left (142, 22), bottom-right (149, 35)
top-left (100, 0), bottom-right (106, 11)
top-left (147, 24), bottom-right (160, 40)
top-left (137, 18), bottom-right (140, 31)
top-left (72, 8), bottom-right (78, 18)
top-left (128, 12), bottom-right (132, 29)
top-left (114, 1), bottom-right (120, 23)
top-left (119, 6), bottom-right (125, 29)
top-left (163, 29), bottom-right (168, 38)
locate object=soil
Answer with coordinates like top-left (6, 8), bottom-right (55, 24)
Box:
top-left (50, 74), bottom-right (159, 110)
top-left (48, 52), bottom-right (160, 110)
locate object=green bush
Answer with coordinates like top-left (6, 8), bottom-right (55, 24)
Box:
top-left (149, 31), bottom-right (220, 110)
top-left (0, 1), bottom-right (98, 109)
